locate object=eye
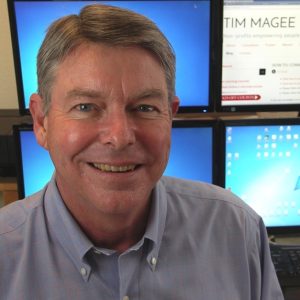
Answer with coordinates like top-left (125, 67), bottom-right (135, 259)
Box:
top-left (136, 104), bottom-right (156, 113)
top-left (75, 103), bottom-right (94, 112)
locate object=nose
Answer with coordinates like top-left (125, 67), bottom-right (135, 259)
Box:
top-left (100, 111), bottom-right (136, 150)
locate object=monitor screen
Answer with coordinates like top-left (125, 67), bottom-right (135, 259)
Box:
top-left (13, 125), bottom-right (54, 198)
top-left (220, 118), bottom-right (300, 233)
top-left (8, 0), bottom-right (220, 115)
top-left (14, 120), bottom-right (216, 198)
top-left (220, 0), bottom-right (300, 112)
top-left (164, 120), bottom-right (216, 183)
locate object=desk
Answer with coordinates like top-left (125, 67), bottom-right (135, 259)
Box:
top-left (0, 179), bottom-right (18, 207)
top-left (284, 287), bottom-right (300, 300)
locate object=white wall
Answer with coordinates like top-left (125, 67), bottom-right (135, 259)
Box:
top-left (0, 1), bottom-right (18, 109)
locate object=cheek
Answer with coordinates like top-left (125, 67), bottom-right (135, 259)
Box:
top-left (142, 122), bottom-right (172, 159)
top-left (67, 131), bottom-right (83, 145)
top-left (47, 123), bottom-right (94, 160)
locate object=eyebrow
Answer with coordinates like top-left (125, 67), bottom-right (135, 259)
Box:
top-left (129, 88), bottom-right (166, 102)
top-left (65, 88), bottom-right (166, 102)
top-left (65, 88), bottom-right (105, 100)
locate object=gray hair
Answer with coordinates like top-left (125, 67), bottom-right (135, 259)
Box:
top-left (37, 4), bottom-right (176, 114)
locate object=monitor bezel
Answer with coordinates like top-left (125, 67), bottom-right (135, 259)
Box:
top-left (7, 0), bottom-right (222, 115)
top-left (218, 102), bottom-right (300, 114)
top-left (7, 0), bottom-right (26, 115)
top-left (219, 117), bottom-right (300, 235)
top-left (171, 119), bottom-right (219, 185)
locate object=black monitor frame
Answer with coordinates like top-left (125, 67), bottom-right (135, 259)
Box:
top-left (7, 0), bottom-right (222, 115)
top-left (7, 0), bottom-right (25, 115)
top-left (219, 117), bottom-right (300, 235)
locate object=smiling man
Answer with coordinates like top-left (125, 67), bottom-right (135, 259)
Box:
top-left (0, 4), bottom-right (283, 300)
top-left (31, 42), bottom-right (177, 252)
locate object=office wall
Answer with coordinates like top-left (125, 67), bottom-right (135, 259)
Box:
top-left (0, 1), bottom-right (18, 109)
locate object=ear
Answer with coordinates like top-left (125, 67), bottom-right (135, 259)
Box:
top-left (171, 96), bottom-right (180, 117)
top-left (29, 93), bottom-right (49, 150)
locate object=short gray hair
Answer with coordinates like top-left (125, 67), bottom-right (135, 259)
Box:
top-left (37, 4), bottom-right (176, 114)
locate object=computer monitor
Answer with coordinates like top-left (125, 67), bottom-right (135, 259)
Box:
top-left (220, 118), bottom-right (300, 234)
top-left (14, 120), bottom-right (217, 198)
top-left (165, 119), bottom-right (217, 184)
top-left (219, 0), bottom-right (300, 112)
top-left (13, 124), bottom-right (54, 198)
top-left (8, 0), bottom-right (221, 115)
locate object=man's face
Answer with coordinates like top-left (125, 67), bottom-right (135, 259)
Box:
top-left (32, 43), bottom-right (178, 218)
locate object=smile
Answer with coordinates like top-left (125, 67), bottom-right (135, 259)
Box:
top-left (91, 163), bottom-right (137, 173)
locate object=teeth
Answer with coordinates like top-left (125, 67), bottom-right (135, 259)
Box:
top-left (92, 163), bottom-right (136, 173)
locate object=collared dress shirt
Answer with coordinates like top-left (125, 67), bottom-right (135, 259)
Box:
top-left (0, 176), bottom-right (284, 300)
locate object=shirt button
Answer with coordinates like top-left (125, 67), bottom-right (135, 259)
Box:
top-left (80, 267), bottom-right (87, 277)
top-left (151, 257), bottom-right (157, 266)
top-left (123, 296), bottom-right (130, 300)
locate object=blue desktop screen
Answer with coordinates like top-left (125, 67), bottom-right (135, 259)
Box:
top-left (13, 0), bottom-right (211, 110)
top-left (18, 125), bottom-right (213, 197)
top-left (19, 130), bottom-right (54, 197)
top-left (225, 123), bottom-right (300, 227)
top-left (165, 126), bottom-right (213, 183)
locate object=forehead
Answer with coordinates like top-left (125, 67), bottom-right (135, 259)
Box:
top-left (53, 43), bottom-right (167, 95)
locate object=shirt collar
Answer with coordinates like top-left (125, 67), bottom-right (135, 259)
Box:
top-left (44, 175), bottom-right (93, 280)
top-left (43, 174), bottom-right (168, 274)
top-left (143, 180), bottom-right (167, 270)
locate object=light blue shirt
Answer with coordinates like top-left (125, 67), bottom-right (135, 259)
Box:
top-left (0, 176), bottom-right (283, 300)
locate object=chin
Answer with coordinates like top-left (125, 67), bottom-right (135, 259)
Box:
top-left (89, 188), bottom-right (150, 213)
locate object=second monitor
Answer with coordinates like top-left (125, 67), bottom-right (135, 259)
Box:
top-left (14, 120), bottom-right (218, 199)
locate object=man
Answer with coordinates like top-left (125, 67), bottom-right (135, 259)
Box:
top-left (0, 4), bottom-right (283, 299)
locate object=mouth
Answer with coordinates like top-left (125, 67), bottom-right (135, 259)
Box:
top-left (90, 163), bottom-right (138, 173)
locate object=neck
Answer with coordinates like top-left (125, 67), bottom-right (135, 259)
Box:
top-left (63, 195), bottom-right (152, 253)
top-left (79, 208), bottom-right (150, 253)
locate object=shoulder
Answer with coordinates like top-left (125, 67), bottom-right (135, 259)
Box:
top-left (158, 176), bottom-right (267, 256)
top-left (159, 176), bottom-right (260, 225)
top-left (0, 190), bottom-right (44, 236)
